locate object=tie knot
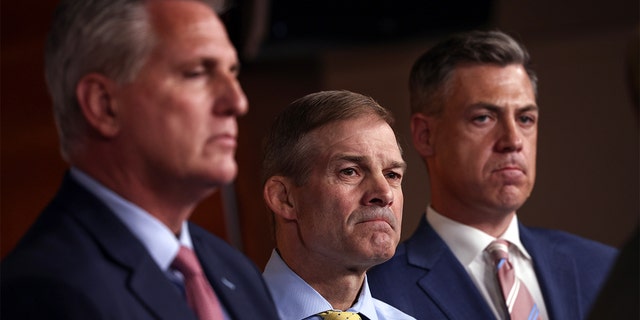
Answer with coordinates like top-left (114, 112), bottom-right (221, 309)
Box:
top-left (171, 246), bottom-right (202, 277)
top-left (318, 310), bottom-right (362, 320)
top-left (487, 239), bottom-right (510, 264)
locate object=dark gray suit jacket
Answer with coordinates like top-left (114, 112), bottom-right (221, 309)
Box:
top-left (1, 172), bottom-right (279, 319)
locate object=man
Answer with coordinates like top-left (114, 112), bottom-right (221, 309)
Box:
top-left (368, 30), bottom-right (617, 320)
top-left (1, 0), bottom-right (278, 319)
top-left (261, 90), bottom-right (414, 319)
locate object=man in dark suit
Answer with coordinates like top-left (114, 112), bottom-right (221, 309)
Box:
top-left (1, 0), bottom-right (278, 319)
top-left (368, 30), bottom-right (617, 320)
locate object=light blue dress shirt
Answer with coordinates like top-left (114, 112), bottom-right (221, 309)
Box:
top-left (263, 250), bottom-right (415, 320)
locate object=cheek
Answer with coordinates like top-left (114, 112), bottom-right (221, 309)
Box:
top-left (297, 186), bottom-right (343, 222)
top-left (393, 191), bottom-right (404, 222)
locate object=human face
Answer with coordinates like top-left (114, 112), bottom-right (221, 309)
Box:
top-left (115, 0), bottom-right (247, 193)
top-left (290, 116), bottom-right (406, 269)
top-left (419, 64), bottom-right (537, 222)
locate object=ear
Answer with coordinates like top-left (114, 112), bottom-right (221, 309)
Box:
top-left (76, 73), bottom-right (120, 137)
top-left (410, 113), bottom-right (436, 157)
top-left (263, 176), bottom-right (297, 221)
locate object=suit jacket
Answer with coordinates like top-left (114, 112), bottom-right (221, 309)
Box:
top-left (1, 172), bottom-right (279, 320)
top-left (587, 225), bottom-right (639, 320)
top-left (368, 215), bottom-right (617, 320)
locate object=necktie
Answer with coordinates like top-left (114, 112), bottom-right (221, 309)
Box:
top-left (318, 310), bottom-right (362, 320)
top-left (487, 240), bottom-right (540, 320)
top-left (171, 246), bottom-right (225, 320)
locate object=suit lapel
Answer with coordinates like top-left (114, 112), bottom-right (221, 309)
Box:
top-left (59, 174), bottom-right (196, 320)
top-left (408, 217), bottom-right (496, 319)
top-left (128, 261), bottom-right (197, 320)
top-left (520, 225), bottom-right (581, 320)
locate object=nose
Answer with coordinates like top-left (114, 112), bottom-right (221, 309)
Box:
top-left (495, 118), bottom-right (523, 153)
top-left (363, 173), bottom-right (394, 207)
top-left (213, 73), bottom-right (248, 117)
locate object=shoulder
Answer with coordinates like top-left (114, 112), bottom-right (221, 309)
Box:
top-left (189, 223), bottom-right (266, 281)
top-left (520, 225), bottom-right (618, 281)
top-left (1, 216), bottom-right (123, 319)
top-left (188, 223), bottom-right (278, 318)
top-left (522, 225), bottom-right (617, 257)
top-left (188, 223), bottom-right (256, 265)
top-left (372, 296), bottom-right (417, 320)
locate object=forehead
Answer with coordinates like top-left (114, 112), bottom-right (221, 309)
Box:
top-left (445, 64), bottom-right (536, 110)
top-left (145, 0), bottom-right (236, 58)
top-left (309, 116), bottom-right (402, 162)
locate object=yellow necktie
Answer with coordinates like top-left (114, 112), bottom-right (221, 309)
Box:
top-left (318, 310), bottom-right (362, 320)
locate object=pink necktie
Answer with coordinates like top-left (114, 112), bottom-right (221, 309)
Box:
top-left (171, 246), bottom-right (225, 320)
top-left (487, 240), bottom-right (540, 320)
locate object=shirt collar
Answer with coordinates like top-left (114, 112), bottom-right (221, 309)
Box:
top-left (70, 167), bottom-right (193, 271)
top-left (262, 250), bottom-right (380, 320)
top-left (353, 276), bottom-right (379, 320)
top-left (426, 205), bottom-right (531, 266)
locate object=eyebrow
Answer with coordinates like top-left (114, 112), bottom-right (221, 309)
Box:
top-left (335, 155), bottom-right (407, 172)
top-left (469, 102), bottom-right (539, 114)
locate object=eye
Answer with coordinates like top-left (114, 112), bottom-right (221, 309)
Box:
top-left (385, 171), bottom-right (402, 181)
top-left (472, 114), bottom-right (491, 124)
top-left (230, 63), bottom-right (241, 77)
top-left (340, 168), bottom-right (358, 177)
top-left (518, 114), bottom-right (536, 125)
top-left (183, 67), bottom-right (206, 78)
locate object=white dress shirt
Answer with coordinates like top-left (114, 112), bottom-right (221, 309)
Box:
top-left (263, 250), bottom-right (415, 320)
top-left (427, 206), bottom-right (549, 320)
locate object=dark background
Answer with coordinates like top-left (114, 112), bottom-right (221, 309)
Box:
top-left (2, 0), bottom-right (638, 269)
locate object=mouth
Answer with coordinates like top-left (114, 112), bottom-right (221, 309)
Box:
top-left (210, 133), bottom-right (237, 149)
top-left (492, 165), bottom-right (527, 183)
top-left (494, 165), bottom-right (523, 172)
top-left (492, 159), bottom-right (526, 173)
top-left (355, 210), bottom-right (396, 230)
top-left (359, 218), bottom-right (391, 225)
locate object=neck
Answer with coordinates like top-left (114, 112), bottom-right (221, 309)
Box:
top-left (430, 202), bottom-right (515, 238)
top-left (276, 237), bottom-right (367, 311)
top-left (310, 274), bottom-right (364, 311)
top-left (75, 161), bottom-right (212, 234)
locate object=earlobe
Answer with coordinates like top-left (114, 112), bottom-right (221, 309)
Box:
top-left (411, 113), bottom-right (435, 157)
top-left (76, 73), bottom-right (120, 137)
top-left (263, 176), bottom-right (297, 221)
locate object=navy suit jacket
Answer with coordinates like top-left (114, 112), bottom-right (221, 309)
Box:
top-left (1, 173), bottom-right (279, 319)
top-left (368, 215), bottom-right (617, 320)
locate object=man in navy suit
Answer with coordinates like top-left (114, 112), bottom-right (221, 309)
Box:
top-left (1, 0), bottom-right (278, 319)
top-left (368, 30), bottom-right (617, 320)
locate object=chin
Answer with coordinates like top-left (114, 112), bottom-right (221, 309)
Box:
top-left (204, 162), bottom-right (238, 186)
top-left (495, 187), bottom-right (529, 206)
top-left (368, 249), bottom-right (395, 265)
top-left (368, 238), bottom-right (396, 259)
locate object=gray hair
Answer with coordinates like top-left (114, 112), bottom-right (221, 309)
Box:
top-left (262, 90), bottom-right (400, 187)
top-left (44, 0), bottom-right (225, 160)
top-left (409, 30), bottom-right (538, 116)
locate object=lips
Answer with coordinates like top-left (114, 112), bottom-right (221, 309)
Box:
top-left (494, 166), bottom-right (522, 173)
top-left (492, 159), bottom-right (526, 173)
top-left (215, 133), bottom-right (237, 147)
top-left (355, 209), bottom-right (397, 229)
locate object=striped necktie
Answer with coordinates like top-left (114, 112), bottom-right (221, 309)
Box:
top-left (487, 240), bottom-right (540, 320)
